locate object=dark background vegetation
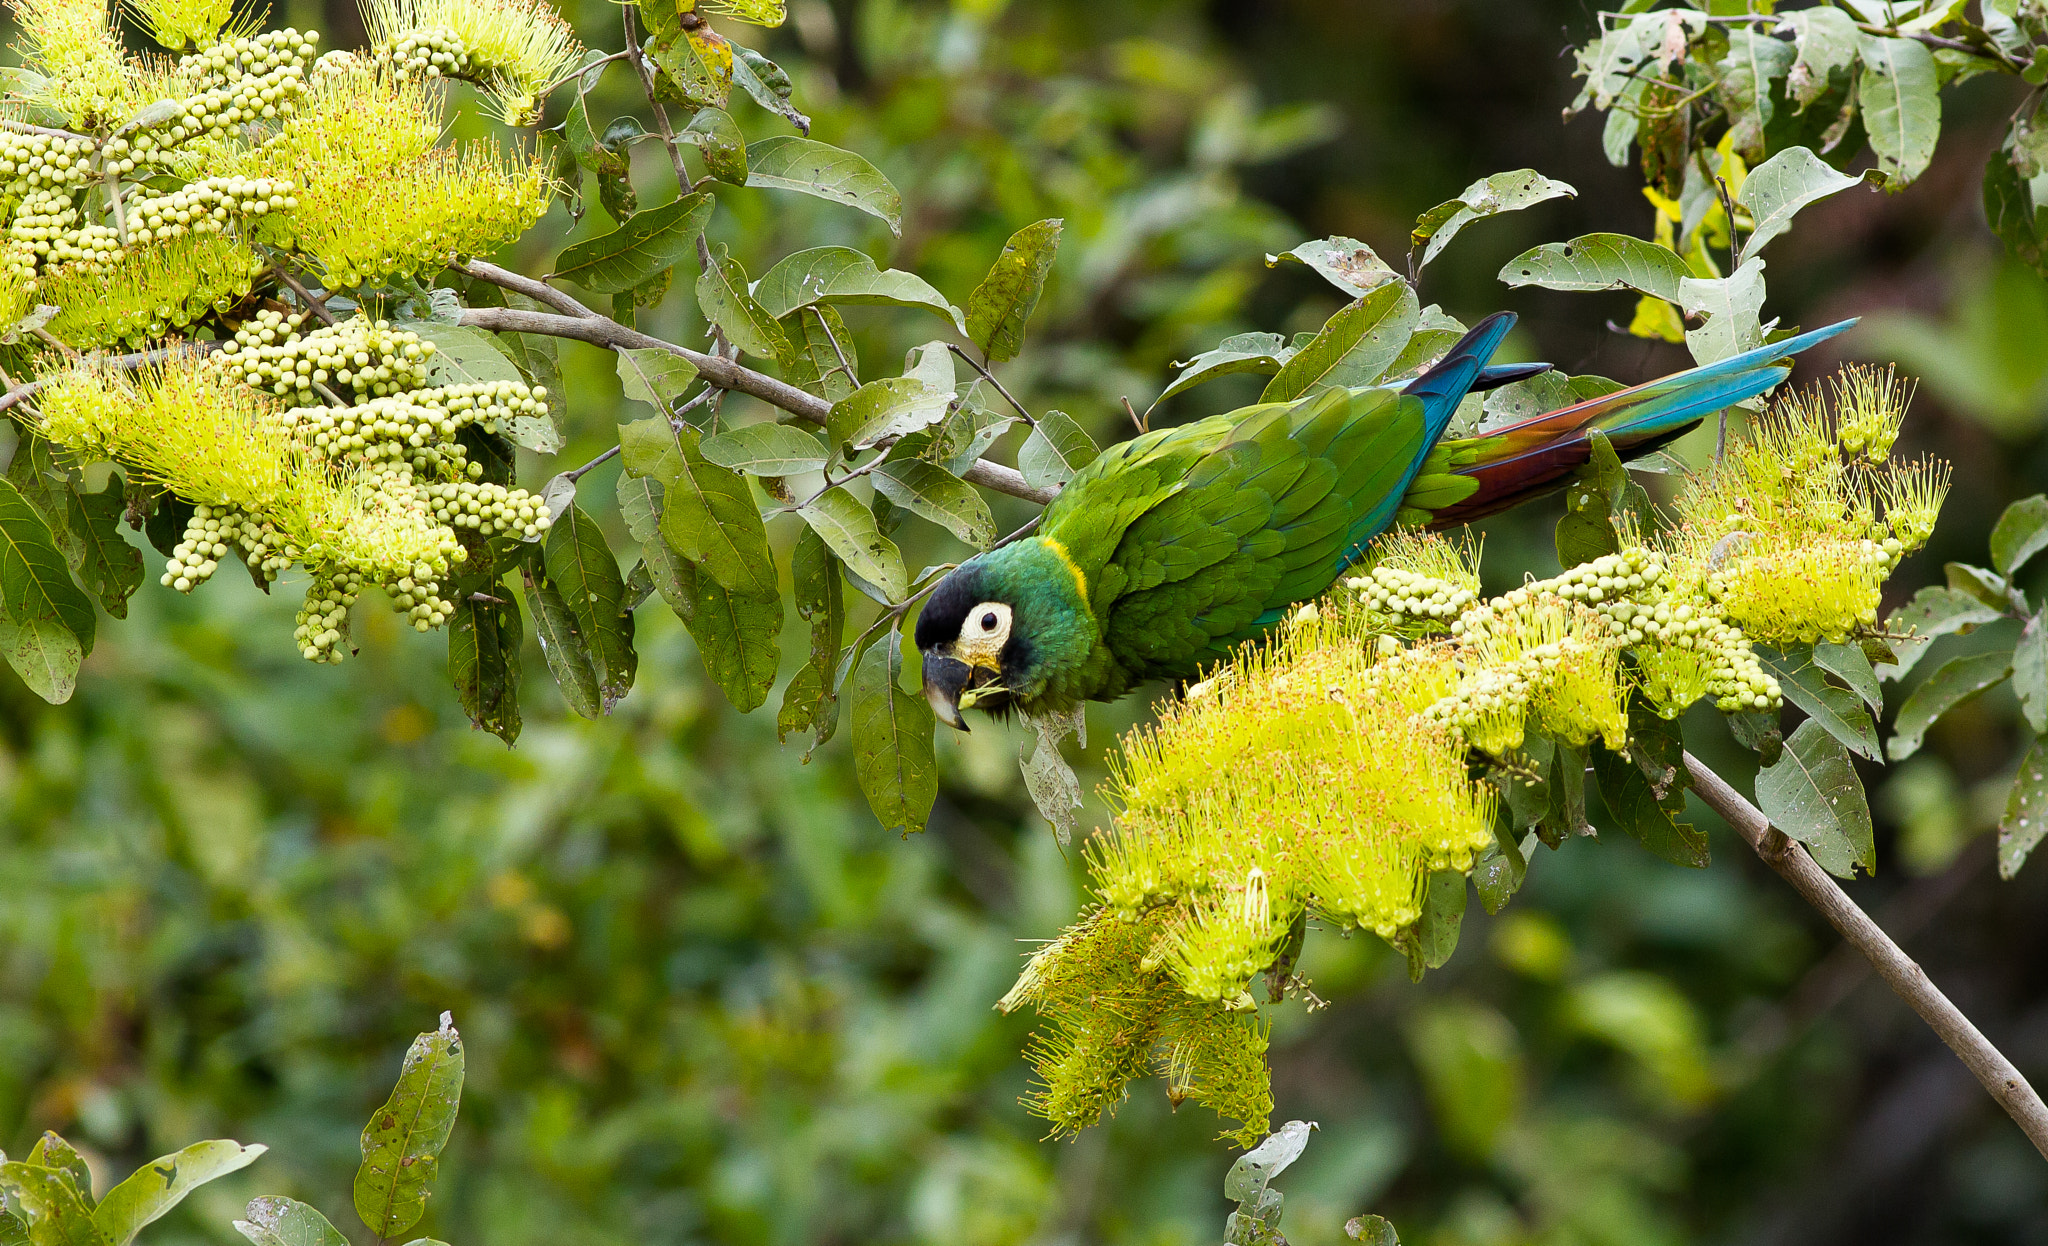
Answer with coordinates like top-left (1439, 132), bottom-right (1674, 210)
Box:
top-left (7, 1), bottom-right (2048, 1244)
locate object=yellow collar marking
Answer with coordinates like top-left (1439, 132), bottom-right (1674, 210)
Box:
top-left (1042, 537), bottom-right (1090, 609)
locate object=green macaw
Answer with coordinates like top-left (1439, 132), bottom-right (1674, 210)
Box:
top-left (916, 311), bottom-right (1854, 729)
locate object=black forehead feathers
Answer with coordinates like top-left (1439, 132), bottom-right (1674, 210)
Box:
top-left (915, 563), bottom-right (993, 651)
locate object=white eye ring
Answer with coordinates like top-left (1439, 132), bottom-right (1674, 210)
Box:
top-left (960, 601), bottom-right (1012, 648)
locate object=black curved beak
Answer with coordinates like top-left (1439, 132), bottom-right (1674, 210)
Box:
top-left (923, 651), bottom-right (973, 732)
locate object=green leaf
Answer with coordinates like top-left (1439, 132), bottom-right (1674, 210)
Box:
top-left (552, 191), bottom-right (713, 293)
top-left (543, 502), bottom-right (635, 711)
top-left (744, 136), bottom-right (903, 236)
top-left (1017, 409), bottom-right (1098, 491)
top-left (644, 15), bottom-right (732, 111)
top-left (1553, 431), bottom-right (1645, 569)
top-left (2000, 735), bottom-right (2048, 878)
top-left (1383, 305), bottom-right (1470, 384)
top-left (872, 460), bottom-right (995, 548)
top-left (1399, 870), bottom-right (1467, 979)
top-left (699, 423), bottom-right (829, 475)
top-left (731, 44), bottom-right (810, 134)
top-left (94, 1142), bottom-right (266, 1246)
top-left (353, 1016), bottom-right (465, 1241)
top-left (779, 526), bottom-right (842, 748)
top-left (1992, 494), bottom-right (2048, 575)
top-left (615, 348), bottom-right (697, 410)
top-left (1412, 169), bottom-right (1576, 269)
top-left (1540, 740), bottom-right (1591, 846)
top-left (965, 218), bottom-right (1063, 362)
top-left (1714, 28), bottom-right (1795, 160)
top-left (408, 324), bottom-right (527, 387)
top-left (521, 563), bottom-right (601, 719)
top-left (1679, 257), bottom-right (1768, 366)
top-left (64, 478), bottom-right (141, 618)
top-left (1985, 137), bottom-right (2048, 276)
top-left (0, 477), bottom-right (96, 703)
top-left (1594, 701), bottom-right (1706, 867)
top-left (695, 244), bottom-right (789, 361)
top-left (618, 418), bottom-right (778, 598)
top-left (827, 376), bottom-right (953, 456)
top-left (752, 246), bottom-right (962, 334)
top-left (233, 1198), bottom-right (349, 1246)
top-left (1891, 648), bottom-right (2016, 761)
top-left (1496, 233), bottom-right (1688, 302)
top-left (1260, 282), bottom-right (1421, 402)
top-left (1883, 585), bottom-right (2006, 681)
top-left (1344, 1215), bottom-right (1399, 1246)
top-left (678, 106), bottom-right (747, 183)
top-left (1265, 236), bottom-right (1402, 298)
top-left (851, 628), bottom-right (937, 833)
top-left (1473, 825), bottom-right (1528, 916)
top-left (1757, 719), bottom-right (1875, 878)
top-left (1859, 35), bottom-right (1942, 187)
top-left (26, 1137), bottom-right (91, 1211)
top-left (781, 306), bottom-right (860, 403)
top-left (1813, 640), bottom-right (1883, 715)
top-left (1728, 708), bottom-right (1785, 766)
top-left (2, 1210), bottom-right (29, 1246)
top-left (1737, 146), bottom-right (1871, 260)
top-left (448, 594), bottom-right (522, 744)
top-left (2017, 614), bottom-right (2048, 736)
top-left (0, 1163), bottom-right (109, 1246)
top-left (618, 472), bottom-right (781, 711)
top-left (798, 487), bottom-right (906, 600)
top-left (1762, 648), bottom-right (1881, 759)
top-left (561, 92), bottom-right (628, 179)
top-left (1155, 332), bottom-right (1295, 406)
top-left (1782, 7), bottom-right (1861, 110)
top-left (1946, 561), bottom-right (2012, 610)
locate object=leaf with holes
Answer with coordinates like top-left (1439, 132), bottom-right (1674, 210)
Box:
top-left (1737, 145), bottom-right (1871, 259)
top-left (852, 628), bottom-right (937, 834)
top-left (1891, 648), bottom-right (2015, 761)
top-left (1266, 236), bottom-right (1401, 298)
top-left (745, 136), bottom-right (903, 235)
top-left (2017, 613), bottom-right (2048, 736)
top-left (95, 1142), bottom-right (267, 1246)
top-left (618, 418), bottom-right (777, 598)
top-left (1781, 7), bottom-right (1860, 109)
top-left (966, 218), bottom-right (1062, 362)
top-left (2001, 736), bottom-right (2048, 879)
top-left (1261, 283), bottom-right (1420, 402)
top-left (699, 424), bottom-right (829, 476)
top-left (1412, 170), bottom-right (1575, 269)
top-left (873, 460), bottom-right (994, 549)
top-left (352, 1017), bottom-right (464, 1241)
top-left (1714, 28), bottom-right (1794, 160)
top-left (233, 1199), bottom-right (350, 1246)
top-left (552, 191), bottom-right (712, 293)
top-left (732, 44), bottom-right (810, 134)
top-left (1679, 257), bottom-right (1769, 366)
top-left (615, 348), bottom-right (697, 411)
top-left (1498, 233), bottom-right (1688, 302)
top-left (1813, 640), bottom-right (1882, 716)
top-left (678, 106), bottom-right (747, 183)
top-left (0, 1163), bottom-right (107, 1246)
top-left (1018, 409), bottom-right (1098, 491)
top-left (1763, 648), bottom-right (1881, 759)
top-left (1757, 719), bottom-right (1874, 878)
top-left (827, 377), bottom-right (952, 456)
top-left (799, 487), bottom-right (906, 600)
top-left (753, 245), bottom-right (962, 329)
top-left (1883, 586), bottom-right (2005, 682)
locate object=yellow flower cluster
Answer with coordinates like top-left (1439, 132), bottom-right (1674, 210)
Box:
top-left (1008, 369), bottom-right (1951, 1147)
top-left (40, 231), bottom-right (265, 348)
top-left (7, 0), bottom-right (125, 122)
top-left (362, 0), bottom-right (582, 125)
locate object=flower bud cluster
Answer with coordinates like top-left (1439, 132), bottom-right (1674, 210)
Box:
top-left (161, 505), bottom-right (232, 591)
top-left (224, 311), bottom-right (436, 399)
top-left (167, 28), bottom-right (316, 131)
top-left (1343, 564), bottom-right (1476, 626)
top-left (0, 133), bottom-right (97, 193)
top-left (383, 27), bottom-right (477, 80)
top-left (127, 176), bottom-right (297, 247)
top-left (294, 569), bottom-right (361, 663)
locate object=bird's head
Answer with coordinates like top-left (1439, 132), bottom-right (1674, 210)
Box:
top-left (916, 539), bottom-right (1095, 731)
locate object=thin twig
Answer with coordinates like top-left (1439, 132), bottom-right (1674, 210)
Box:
top-left (563, 441), bottom-right (621, 481)
top-left (1121, 395), bottom-right (1145, 435)
top-left (540, 49), bottom-right (630, 97)
top-left (268, 260), bottom-right (337, 327)
top-left (945, 343), bottom-right (1035, 423)
top-left (450, 257), bottom-right (595, 319)
top-left (455, 303), bottom-right (1057, 505)
top-left (30, 327), bottom-right (76, 359)
top-left (1684, 752), bottom-right (2048, 1159)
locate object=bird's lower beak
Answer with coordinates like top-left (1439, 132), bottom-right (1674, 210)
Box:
top-left (923, 651), bottom-right (974, 732)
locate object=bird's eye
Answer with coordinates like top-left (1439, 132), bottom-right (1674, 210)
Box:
top-left (980, 612), bottom-right (998, 631)
top-left (958, 601), bottom-right (1012, 648)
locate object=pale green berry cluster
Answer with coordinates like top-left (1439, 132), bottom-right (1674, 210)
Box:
top-left (0, 133), bottom-right (97, 193)
top-left (1342, 564), bottom-right (1476, 625)
top-left (384, 28), bottom-right (476, 80)
top-left (294, 568), bottom-right (361, 663)
top-left (127, 175), bottom-right (297, 246)
top-left (162, 505), bottom-right (231, 591)
top-left (171, 28), bottom-right (316, 130)
top-left (223, 311), bottom-right (436, 400)
top-left (421, 479), bottom-right (553, 540)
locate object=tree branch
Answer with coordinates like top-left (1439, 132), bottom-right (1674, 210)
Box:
top-left (1684, 751), bottom-right (2048, 1159)
top-left (454, 303), bottom-right (1056, 505)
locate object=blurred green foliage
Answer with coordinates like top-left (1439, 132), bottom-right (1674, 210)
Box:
top-left (7, 1), bottom-right (2048, 1245)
